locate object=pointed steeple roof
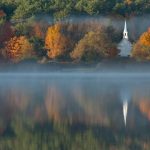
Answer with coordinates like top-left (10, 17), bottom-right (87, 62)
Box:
top-left (123, 20), bottom-right (128, 40)
top-left (124, 20), bottom-right (128, 33)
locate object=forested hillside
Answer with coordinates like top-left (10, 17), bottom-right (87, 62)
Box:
top-left (0, 0), bottom-right (150, 20)
top-left (0, 0), bottom-right (150, 63)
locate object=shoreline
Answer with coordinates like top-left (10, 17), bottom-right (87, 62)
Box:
top-left (0, 58), bottom-right (150, 73)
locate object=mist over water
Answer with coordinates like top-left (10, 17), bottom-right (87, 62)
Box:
top-left (0, 73), bottom-right (150, 127)
top-left (37, 14), bottom-right (150, 40)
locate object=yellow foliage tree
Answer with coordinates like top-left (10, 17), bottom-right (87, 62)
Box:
top-left (5, 36), bottom-right (33, 62)
top-left (71, 31), bottom-right (118, 61)
top-left (132, 28), bottom-right (150, 60)
top-left (45, 23), bottom-right (70, 59)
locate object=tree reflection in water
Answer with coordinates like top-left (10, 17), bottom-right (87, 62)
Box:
top-left (0, 77), bottom-right (149, 149)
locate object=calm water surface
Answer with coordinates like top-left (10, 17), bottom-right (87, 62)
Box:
top-left (0, 73), bottom-right (150, 150)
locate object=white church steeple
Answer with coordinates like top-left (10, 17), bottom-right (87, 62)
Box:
top-left (123, 20), bottom-right (128, 40)
top-left (118, 20), bottom-right (132, 57)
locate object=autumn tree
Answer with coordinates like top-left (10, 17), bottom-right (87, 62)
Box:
top-left (70, 31), bottom-right (118, 62)
top-left (125, 0), bottom-right (134, 5)
top-left (45, 23), bottom-right (70, 59)
top-left (139, 100), bottom-right (150, 120)
top-left (32, 22), bottom-right (45, 38)
top-left (0, 11), bottom-right (13, 49)
top-left (0, 22), bottom-right (14, 47)
top-left (139, 28), bottom-right (150, 47)
top-left (132, 28), bottom-right (150, 60)
top-left (4, 36), bottom-right (33, 62)
top-left (0, 9), bottom-right (6, 25)
top-left (27, 22), bottom-right (46, 57)
top-left (0, 10), bottom-right (6, 18)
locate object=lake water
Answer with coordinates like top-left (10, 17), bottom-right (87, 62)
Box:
top-left (0, 73), bottom-right (150, 149)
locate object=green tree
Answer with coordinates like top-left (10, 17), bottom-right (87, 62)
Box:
top-left (12, 0), bottom-right (42, 19)
top-left (75, 0), bottom-right (100, 15)
top-left (30, 37), bottom-right (45, 58)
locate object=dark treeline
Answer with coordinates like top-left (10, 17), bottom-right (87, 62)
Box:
top-left (0, 0), bottom-right (150, 20)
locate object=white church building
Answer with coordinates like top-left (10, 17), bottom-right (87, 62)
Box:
top-left (118, 21), bottom-right (132, 57)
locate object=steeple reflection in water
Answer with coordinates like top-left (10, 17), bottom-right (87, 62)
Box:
top-left (120, 87), bottom-right (131, 126)
top-left (123, 100), bottom-right (128, 126)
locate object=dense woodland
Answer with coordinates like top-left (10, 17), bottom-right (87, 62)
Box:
top-left (0, 0), bottom-right (150, 63)
top-left (0, 0), bottom-right (150, 19)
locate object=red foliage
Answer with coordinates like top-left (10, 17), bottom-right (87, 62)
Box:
top-left (0, 10), bottom-right (6, 18)
top-left (0, 22), bottom-right (14, 46)
top-left (32, 23), bottom-right (44, 38)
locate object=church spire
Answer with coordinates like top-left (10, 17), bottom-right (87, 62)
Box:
top-left (123, 20), bottom-right (128, 40)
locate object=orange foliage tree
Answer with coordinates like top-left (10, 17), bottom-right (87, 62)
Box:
top-left (45, 23), bottom-right (70, 59)
top-left (139, 100), bottom-right (150, 120)
top-left (125, 0), bottom-right (134, 5)
top-left (4, 36), bottom-right (33, 62)
top-left (132, 28), bottom-right (150, 60)
top-left (139, 28), bottom-right (150, 47)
